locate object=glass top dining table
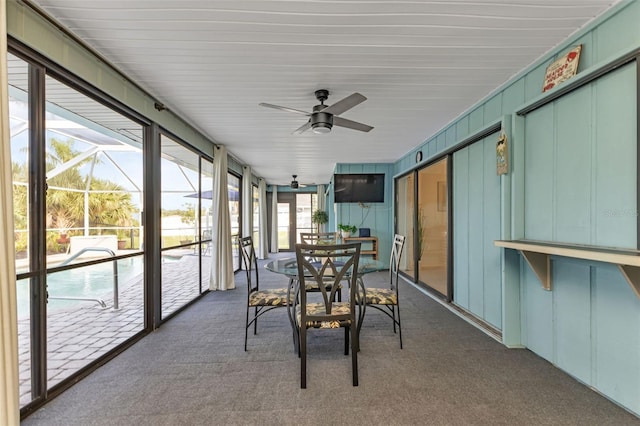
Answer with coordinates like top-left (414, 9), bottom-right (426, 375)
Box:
top-left (264, 257), bottom-right (386, 277)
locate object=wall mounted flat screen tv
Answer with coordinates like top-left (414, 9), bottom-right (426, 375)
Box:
top-left (334, 173), bottom-right (385, 203)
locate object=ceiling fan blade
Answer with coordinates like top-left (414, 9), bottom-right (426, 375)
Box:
top-left (334, 116), bottom-right (374, 132)
top-left (292, 121), bottom-right (312, 134)
top-left (259, 103), bottom-right (310, 116)
top-left (322, 93), bottom-right (366, 116)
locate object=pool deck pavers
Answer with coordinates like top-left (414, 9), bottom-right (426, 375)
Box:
top-left (18, 253), bottom-right (211, 406)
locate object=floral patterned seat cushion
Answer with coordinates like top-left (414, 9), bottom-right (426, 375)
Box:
top-left (305, 281), bottom-right (341, 292)
top-left (249, 288), bottom-right (291, 307)
top-left (295, 302), bottom-right (352, 329)
top-left (365, 287), bottom-right (397, 305)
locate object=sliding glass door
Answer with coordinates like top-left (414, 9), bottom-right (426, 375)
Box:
top-left (396, 157), bottom-right (450, 300)
top-left (417, 158), bottom-right (449, 298)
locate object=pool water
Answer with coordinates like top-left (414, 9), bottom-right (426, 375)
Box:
top-left (16, 256), bottom-right (145, 316)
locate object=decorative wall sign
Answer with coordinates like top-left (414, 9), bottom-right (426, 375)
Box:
top-left (542, 45), bottom-right (582, 92)
top-left (415, 150), bottom-right (423, 163)
top-left (496, 131), bottom-right (508, 175)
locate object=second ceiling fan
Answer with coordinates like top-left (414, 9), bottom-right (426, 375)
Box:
top-left (260, 89), bottom-right (374, 135)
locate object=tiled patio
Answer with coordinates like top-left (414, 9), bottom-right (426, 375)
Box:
top-left (18, 252), bottom-right (211, 406)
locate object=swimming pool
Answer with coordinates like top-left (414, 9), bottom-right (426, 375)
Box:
top-left (16, 256), bottom-right (145, 317)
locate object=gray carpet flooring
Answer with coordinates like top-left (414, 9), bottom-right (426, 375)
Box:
top-left (22, 255), bottom-right (639, 425)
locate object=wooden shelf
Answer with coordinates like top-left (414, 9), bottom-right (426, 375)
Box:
top-left (495, 240), bottom-right (640, 299)
top-left (344, 236), bottom-right (378, 260)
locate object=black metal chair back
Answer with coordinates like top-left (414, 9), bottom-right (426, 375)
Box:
top-left (359, 234), bottom-right (406, 348)
top-left (294, 242), bottom-right (361, 388)
top-left (239, 236), bottom-right (291, 351)
top-left (239, 235), bottom-right (259, 294)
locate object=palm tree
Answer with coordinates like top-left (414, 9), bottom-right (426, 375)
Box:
top-left (14, 138), bottom-right (140, 251)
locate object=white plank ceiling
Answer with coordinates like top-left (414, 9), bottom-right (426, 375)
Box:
top-left (28, 0), bottom-right (620, 185)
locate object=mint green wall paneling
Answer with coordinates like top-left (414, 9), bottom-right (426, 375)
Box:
top-left (525, 62), bottom-right (550, 100)
top-left (335, 163), bottom-right (393, 266)
top-left (571, 34), bottom-right (594, 71)
top-left (523, 106), bottom-right (554, 241)
top-left (456, 116), bottom-right (470, 143)
top-left (501, 80), bottom-right (525, 114)
top-left (511, 115), bottom-right (526, 239)
top-left (453, 134), bottom-right (502, 326)
top-left (483, 94), bottom-right (503, 125)
top-left (396, 156), bottom-right (408, 175)
top-left (453, 149), bottom-right (470, 309)
top-left (467, 142), bottom-right (485, 318)
top-left (554, 87), bottom-right (592, 244)
top-left (594, 63), bottom-right (637, 248)
top-left (553, 260), bottom-right (592, 384)
top-left (445, 126), bottom-right (457, 148)
top-left (427, 139), bottom-right (438, 158)
top-left (502, 248), bottom-right (522, 347)
top-left (436, 133), bottom-right (446, 153)
top-left (521, 265), bottom-right (554, 361)
top-left (595, 0), bottom-right (640, 62)
top-left (482, 136), bottom-right (502, 328)
top-left (468, 106), bottom-right (484, 134)
top-left (594, 265), bottom-right (640, 414)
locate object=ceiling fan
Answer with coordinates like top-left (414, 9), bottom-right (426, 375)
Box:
top-left (290, 175), bottom-right (307, 189)
top-left (259, 89), bottom-right (374, 134)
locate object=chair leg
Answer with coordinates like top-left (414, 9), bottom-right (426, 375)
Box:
top-left (351, 323), bottom-right (359, 386)
top-left (396, 304), bottom-right (403, 349)
top-left (253, 307), bottom-right (258, 335)
top-left (244, 306), bottom-right (250, 351)
top-left (300, 327), bottom-right (307, 389)
top-left (391, 305), bottom-right (397, 333)
top-left (344, 326), bottom-right (349, 355)
top-left (356, 302), bottom-right (366, 346)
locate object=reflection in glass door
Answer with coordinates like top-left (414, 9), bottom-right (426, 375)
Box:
top-left (396, 173), bottom-right (415, 280)
top-left (417, 158), bottom-right (449, 298)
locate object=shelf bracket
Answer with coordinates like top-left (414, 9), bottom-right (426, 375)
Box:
top-left (495, 240), bottom-right (640, 299)
top-left (520, 250), bottom-right (551, 291)
top-left (618, 265), bottom-right (640, 299)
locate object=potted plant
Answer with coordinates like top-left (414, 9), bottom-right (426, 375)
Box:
top-left (311, 209), bottom-right (329, 232)
top-left (116, 230), bottom-right (129, 250)
top-left (338, 223), bottom-right (357, 238)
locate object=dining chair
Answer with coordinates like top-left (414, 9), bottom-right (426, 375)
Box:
top-left (298, 232), bottom-right (342, 302)
top-left (294, 242), bottom-right (361, 388)
top-left (239, 236), bottom-right (292, 351)
top-left (360, 234), bottom-right (406, 348)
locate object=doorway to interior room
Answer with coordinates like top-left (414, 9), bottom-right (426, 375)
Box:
top-left (276, 192), bottom-right (318, 251)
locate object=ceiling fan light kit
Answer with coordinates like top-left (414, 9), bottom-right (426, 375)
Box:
top-left (311, 110), bottom-right (333, 134)
top-left (259, 89), bottom-right (373, 135)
